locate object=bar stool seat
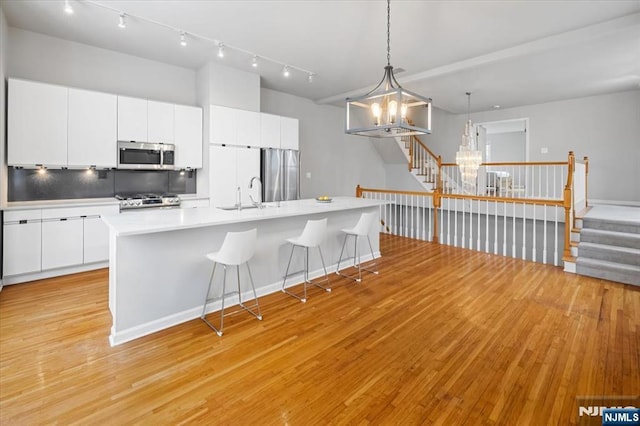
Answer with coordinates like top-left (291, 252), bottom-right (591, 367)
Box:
top-left (282, 218), bottom-right (331, 303)
top-left (336, 212), bottom-right (380, 283)
top-left (201, 228), bottom-right (262, 336)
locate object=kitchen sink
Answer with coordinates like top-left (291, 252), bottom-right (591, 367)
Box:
top-left (217, 204), bottom-right (259, 211)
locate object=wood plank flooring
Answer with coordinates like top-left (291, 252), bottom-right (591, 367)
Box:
top-left (1, 234), bottom-right (638, 425)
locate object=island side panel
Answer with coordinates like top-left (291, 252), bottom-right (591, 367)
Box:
top-left (109, 205), bottom-right (380, 345)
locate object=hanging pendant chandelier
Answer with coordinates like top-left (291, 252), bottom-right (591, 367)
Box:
top-left (456, 92), bottom-right (483, 187)
top-left (345, 0), bottom-right (432, 138)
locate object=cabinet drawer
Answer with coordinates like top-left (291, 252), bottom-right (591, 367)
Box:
top-left (4, 209), bottom-right (42, 223)
top-left (3, 221), bottom-right (42, 276)
top-left (42, 218), bottom-right (84, 270)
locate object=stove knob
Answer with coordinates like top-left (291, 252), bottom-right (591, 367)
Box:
top-left (135, 200), bottom-right (142, 206)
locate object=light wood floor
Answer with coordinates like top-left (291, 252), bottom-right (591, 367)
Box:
top-left (1, 234), bottom-right (638, 425)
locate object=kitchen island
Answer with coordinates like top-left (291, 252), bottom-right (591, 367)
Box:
top-left (102, 197), bottom-right (386, 345)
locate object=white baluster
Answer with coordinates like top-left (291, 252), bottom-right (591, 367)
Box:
top-left (503, 201), bottom-right (508, 256)
top-left (485, 200), bottom-right (490, 252)
top-left (532, 202), bottom-right (537, 262)
top-left (493, 200), bottom-right (498, 255)
top-left (451, 197), bottom-right (455, 246)
top-left (554, 205), bottom-right (559, 266)
top-left (477, 199), bottom-right (482, 251)
top-left (512, 201), bottom-right (517, 258)
top-left (543, 204), bottom-right (548, 265)
top-left (469, 199), bottom-right (474, 249)
top-left (522, 202), bottom-right (527, 260)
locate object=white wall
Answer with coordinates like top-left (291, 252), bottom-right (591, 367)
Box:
top-left (419, 91), bottom-right (640, 203)
top-left (208, 62), bottom-right (260, 111)
top-left (261, 88), bottom-right (386, 198)
top-left (1, 8), bottom-right (8, 209)
top-left (7, 27), bottom-right (196, 105)
top-left (486, 131), bottom-right (526, 162)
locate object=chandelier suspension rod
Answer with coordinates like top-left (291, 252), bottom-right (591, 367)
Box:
top-left (387, 0), bottom-right (391, 66)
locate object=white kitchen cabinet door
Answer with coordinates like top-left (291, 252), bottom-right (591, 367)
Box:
top-left (260, 113), bottom-right (281, 149)
top-left (236, 147), bottom-right (260, 205)
top-left (210, 105), bottom-right (237, 144)
top-left (83, 216), bottom-right (109, 264)
top-left (8, 79), bottom-right (68, 167)
top-left (148, 100), bottom-right (175, 143)
top-left (174, 104), bottom-right (203, 169)
top-left (280, 116), bottom-right (299, 150)
top-left (117, 96), bottom-right (147, 141)
top-left (236, 109), bottom-right (261, 147)
top-left (42, 218), bottom-right (84, 270)
top-left (3, 221), bottom-right (42, 276)
top-left (209, 145), bottom-right (238, 207)
top-left (68, 88), bottom-right (117, 168)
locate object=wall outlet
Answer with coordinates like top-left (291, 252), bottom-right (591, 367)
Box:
top-left (306, 172), bottom-right (311, 179)
top-left (541, 147), bottom-right (548, 154)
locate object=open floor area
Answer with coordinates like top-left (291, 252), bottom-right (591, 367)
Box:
top-left (1, 233), bottom-right (638, 424)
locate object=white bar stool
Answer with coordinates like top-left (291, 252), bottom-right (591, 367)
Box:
top-left (282, 218), bottom-right (331, 303)
top-left (201, 228), bottom-right (262, 336)
top-left (335, 212), bottom-right (380, 282)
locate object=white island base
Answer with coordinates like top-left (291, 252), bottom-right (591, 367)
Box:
top-left (103, 197), bottom-right (385, 346)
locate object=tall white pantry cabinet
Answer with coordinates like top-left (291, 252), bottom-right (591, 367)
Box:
top-left (208, 105), bottom-right (299, 207)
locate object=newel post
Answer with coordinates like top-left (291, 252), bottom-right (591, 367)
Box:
top-left (584, 156), bottom-right (589, 208)
top-left (408, 136), bottom-right (414, 172)
top-left (563, 151), bottom-right (575, 260)
top-left (432, 189), bottom-right (441, 244)
top-left (356, 185), bottom-right (363, 198)
top-left (437, 155), bottom-right (443, 192)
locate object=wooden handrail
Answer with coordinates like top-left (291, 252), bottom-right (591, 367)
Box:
top-left (358, 185), bottom-right (563, 206)
top-left (413, 135), bottom-right (438, 161)
top-left (441, 161), bottom-right (569, 167)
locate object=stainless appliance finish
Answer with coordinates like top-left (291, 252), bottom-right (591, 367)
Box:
top-left (261, 149), bottom-right (300, 203)
top-left (117, 141), bottom-right (175, 170)
top-left (116, 193), bottom-right (181, 211)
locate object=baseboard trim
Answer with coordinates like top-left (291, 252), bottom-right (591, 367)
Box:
top-left (590, 199), bottom-right (640, 207)
top-left (2, 261), bottom-right (109, 285)
top-left (109, 252), bottom-right (381, 346)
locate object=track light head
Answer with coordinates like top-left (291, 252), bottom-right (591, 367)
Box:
top-left (118, 13), bottom-right (126, 29)
top-left (180, 31), bottom-right (187, 47)
top-left (64, 0), bottom-right (74, 15)
top-left (283, 66), bottom-right (290, 78)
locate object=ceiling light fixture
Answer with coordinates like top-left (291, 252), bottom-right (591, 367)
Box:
top-left (455, 92), bottom-right (483, 188)
top-left (345, 0), bottom-right (431, 138)
top-left (283, 66), bottom-right (290, 78)
top-left (251, 55), bottom-right (258, 68)
top-left (217, 43), bottom-right (225, 58)
top-left (82, 0), bottom-right (316, 83)
top-left (64, 0), bottom-right (74, 15)
top-left (118, 13), bottom-right (126, 29)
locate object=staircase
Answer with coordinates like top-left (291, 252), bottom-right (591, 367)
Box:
top-left (576, 206), bottom-right (640, 286)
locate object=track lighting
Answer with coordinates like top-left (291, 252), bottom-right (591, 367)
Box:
top-left (64, 0), bottom-right (74, 15)
top-left (118, 13), bottom-right (126, 29)
top-left (283, 66), bottom-right (290, 78)
top-left (251, 55), bottom-right (258, 68)
top-left (308, 73), bottom-right (314, 83)
top-left (180, 31), bottom-right (187, 47)
top-left (217, 43), bottom-right (225, 58)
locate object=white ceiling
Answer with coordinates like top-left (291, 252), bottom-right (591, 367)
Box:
top-left (2, 0), bottom-right (639, 113)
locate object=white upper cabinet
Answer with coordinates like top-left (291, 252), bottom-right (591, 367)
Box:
top-left (8, 79), bottom-right (68, 167)
top-left (147, 100), bottom-right (175, 143)
top-left (236, 109), bottom-right (261, 147)
top-left (280, 116), bottom-right (299, 150)
top-left (210, 105), bottom-right (237, 144)
top-left (260, 113), bottom-right (281, 149)
top-left (117, 96), bottom-right (147, 141)
top-left (68, 88), bottom-right (117, 168)
top-left (174, 104), bottom-right (203, 169)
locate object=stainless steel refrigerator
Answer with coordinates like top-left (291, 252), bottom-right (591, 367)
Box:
top-left (261, 149), bottom-right (300, 202)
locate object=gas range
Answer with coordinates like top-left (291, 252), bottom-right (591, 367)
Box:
top-left (116, 193), bottom-right (181, 211)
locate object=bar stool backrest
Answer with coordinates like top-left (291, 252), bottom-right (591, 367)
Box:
top-left (216, 228), bottom-right (257, 266)
top-left (351, 212), bottom-right (377, 236)
top-left (297, 218), bottom-right (328, 248)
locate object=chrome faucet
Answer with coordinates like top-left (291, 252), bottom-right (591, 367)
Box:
top-left (236, 186), bottom-right (242, 211)
top-left (249, 176), bottom-right (264, 209)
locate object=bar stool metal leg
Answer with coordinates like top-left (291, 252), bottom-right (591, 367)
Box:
top-left (201, 262), bottom-right (217, 321)
top-left (313, 247), bottom-right (331, 292)
top-left (241, 262), bottom-right (263, 320)
top-left (282, 245), bottom-right (306, 303)
top-left (335, 234), bottom-right (348, 276)
top-left (201, 264), bottom-right (227, 336)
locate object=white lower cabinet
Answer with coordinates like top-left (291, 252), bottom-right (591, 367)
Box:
top-left (2, 206), bottom-right (117, 282)
top-left (3, 220), bottom-right (41, 276)
top-left (83, 216), bottom-right (110, 264)
top-left (42, 218), bottom-right (84, 270)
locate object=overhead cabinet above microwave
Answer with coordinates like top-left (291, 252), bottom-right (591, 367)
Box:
top-left (7, 78), bottom-right (203, 170)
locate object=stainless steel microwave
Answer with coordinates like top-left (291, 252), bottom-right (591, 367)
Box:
top-left (117, 141), bottom-right (175, 170)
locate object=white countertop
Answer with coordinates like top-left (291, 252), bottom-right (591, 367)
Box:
top-left (102, 197), bottom-right (387, 237)
top-left (3, 194), bottom-right (204, 211)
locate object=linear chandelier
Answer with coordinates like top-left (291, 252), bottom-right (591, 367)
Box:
top-left (345, 0), bottom-right (432, 138)
top-left (67, 0), bottom-right (317, 81)
top-left (456, 92), bottom-right (482, 187)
